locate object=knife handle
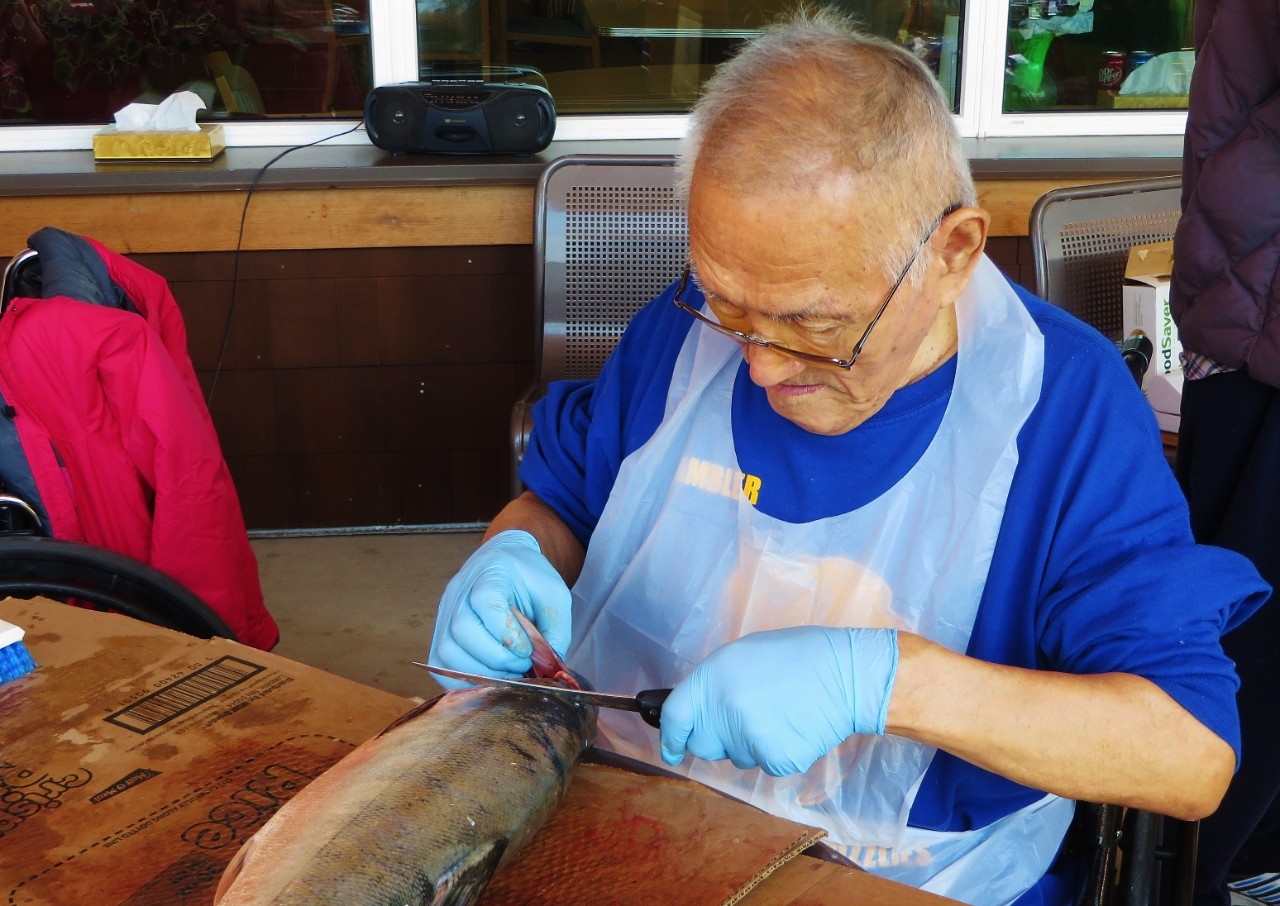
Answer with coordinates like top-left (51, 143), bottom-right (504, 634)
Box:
top-left (636, 688), bottom-right (671, 729)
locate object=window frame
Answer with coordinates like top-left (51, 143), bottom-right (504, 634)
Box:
top-left (0, 0), bottom-right (1190, 153)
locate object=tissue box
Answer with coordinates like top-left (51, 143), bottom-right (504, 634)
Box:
top-left (1124, 241), bottom-right (1183, 431)
top-left (92, 124), bottom-right (225, 162)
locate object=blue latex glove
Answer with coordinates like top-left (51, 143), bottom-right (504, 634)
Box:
top-left (427, 530), bottom-right (572, 690)
top-left (660, 626), bottom-right (899, 776)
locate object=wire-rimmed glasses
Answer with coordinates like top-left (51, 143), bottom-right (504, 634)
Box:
top-left (673, 204), bottom-right (961, 370)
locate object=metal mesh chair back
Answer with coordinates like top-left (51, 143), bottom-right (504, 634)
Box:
top-left (535, 154), bottom-right (686, 382)
top-left (511, 154), bottom-right (685, 496)
top-left (1029, 176), bottom-right (1182, 342)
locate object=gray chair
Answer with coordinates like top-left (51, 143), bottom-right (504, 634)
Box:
top-left (1029, 176), bottom-right (1196, 906)
top-left (510, 154), bottom-right (686, 497)
top-left (1028, 175), bottom-right (1183, 344)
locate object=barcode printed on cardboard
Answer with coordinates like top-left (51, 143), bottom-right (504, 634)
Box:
top-left (106, 657), bottom-right (266, 734)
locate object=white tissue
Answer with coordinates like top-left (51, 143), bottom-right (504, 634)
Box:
top-left (112, 91), bottom-right (206, 132)
top-left (1119, 50), bottom-right (1195, 95)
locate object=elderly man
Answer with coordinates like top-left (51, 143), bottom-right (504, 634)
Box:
top-left (430, 11), bottom-right (1268, 905)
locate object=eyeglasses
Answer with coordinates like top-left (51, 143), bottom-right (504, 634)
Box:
top-left (673, 204), bottom-right (962, 370)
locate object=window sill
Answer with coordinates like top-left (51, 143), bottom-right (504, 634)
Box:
top-left (0, 134), bottom-right (1181, 196)
top-left (0, 135), bottom-right (1182, 252)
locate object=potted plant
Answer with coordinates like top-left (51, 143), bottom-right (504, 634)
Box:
top-left (1, 0), bottom-right (242, 121)
top-left (0, 1), bottom-right (43, 116)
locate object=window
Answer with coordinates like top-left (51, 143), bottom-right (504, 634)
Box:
top-left (1002, 0), bottom-right (1193, 114)
top-left (0, 0), bottom-right (373, 122)
top-left (0, 0), bottom-right (1192, 148)
top-left (419, 0), bottom-right (963, 115)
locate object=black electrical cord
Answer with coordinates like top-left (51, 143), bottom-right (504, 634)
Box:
top-left (205, 119), bottom-right (366, 408)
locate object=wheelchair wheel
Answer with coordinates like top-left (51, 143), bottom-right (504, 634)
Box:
top-left (0, 536), bottom-right (237, 641)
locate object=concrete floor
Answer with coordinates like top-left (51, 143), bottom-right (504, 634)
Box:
top-left (251, 529), bottom-right (485, 702)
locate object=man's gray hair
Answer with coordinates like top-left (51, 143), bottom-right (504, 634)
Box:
top-left (677, 6), bottom-right (977, 284)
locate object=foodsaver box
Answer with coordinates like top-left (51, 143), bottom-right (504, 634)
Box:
top-left (1124, 241), bottom-right (1182, 432)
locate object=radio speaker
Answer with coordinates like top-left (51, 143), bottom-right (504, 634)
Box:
top-left (365, 80), bottom-right (556, 155)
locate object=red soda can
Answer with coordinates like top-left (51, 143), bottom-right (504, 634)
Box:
top-left (1126, 51), bottom-right (1155, 74)
top-left (1097, 51), bottom-right (1126, 90)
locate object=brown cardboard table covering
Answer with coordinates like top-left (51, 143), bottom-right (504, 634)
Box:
top-left (0, 598), bottom-right (413, 906)
top-left (479, 762), bottom-right (825, 906)
top-left (0, 598), bottom-right (956, 906)
top-left (737, 856), bottom-right (963, 906)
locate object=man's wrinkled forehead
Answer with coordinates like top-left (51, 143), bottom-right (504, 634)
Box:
top-left (685, 176), bottom-right (904, 299)
top-left (691, 134), bottom-right (870, 198)
top-left (688, 163), bottom-right (899, 251)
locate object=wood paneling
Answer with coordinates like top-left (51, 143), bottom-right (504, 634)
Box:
top-left (135, 245), bottom-right (535, 530)
top-left (977, 178), bottom-right (1122, 238)
top-left (985, 235), bottom-right (1039, 291)
top-left (0, 178), bottom-right (1113, 258)
top-left (0, 185), bottom-right (533, 254)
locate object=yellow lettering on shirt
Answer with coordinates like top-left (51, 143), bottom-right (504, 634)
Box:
top-left (833, 842), bottom-right (934, 869)
top-left (680, 457), bottom-right (763, 505)
top-left (683, 457), bottom-right (725, 491)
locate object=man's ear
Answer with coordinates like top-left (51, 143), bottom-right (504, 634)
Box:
top-left (932, 206), bottom-right (990, 300)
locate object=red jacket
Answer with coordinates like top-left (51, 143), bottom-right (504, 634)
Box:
top-left (0, 236), bottom-right (278, 649)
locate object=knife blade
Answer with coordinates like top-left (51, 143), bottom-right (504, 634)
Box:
top-left (412, 662), bottom-right (670, 729)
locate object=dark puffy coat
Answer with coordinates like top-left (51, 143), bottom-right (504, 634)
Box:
top-left (1170, 0), bottom-right (1280, 388)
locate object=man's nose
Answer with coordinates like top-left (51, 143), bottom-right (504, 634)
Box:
top-left (744, 343), bottom-right (806, 387)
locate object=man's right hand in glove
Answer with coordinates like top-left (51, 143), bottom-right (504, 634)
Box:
top-left (427, 529), bottom-right (572, 689)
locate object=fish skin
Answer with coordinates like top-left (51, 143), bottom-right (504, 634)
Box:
top-left (213, 683), bottom-right (597, 906)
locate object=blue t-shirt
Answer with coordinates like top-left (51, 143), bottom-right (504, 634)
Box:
top-left (521, 273), bottom-right (1270, 905)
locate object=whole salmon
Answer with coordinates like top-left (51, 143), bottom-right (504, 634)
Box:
top-left (213, 682), bottom-right (597, 905)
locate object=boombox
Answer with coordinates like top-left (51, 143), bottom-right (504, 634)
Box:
top-left (365, 80), bottom-right (556, 155)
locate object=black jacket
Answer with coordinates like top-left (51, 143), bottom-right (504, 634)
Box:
top-left (1171, 0), bottom-right (1280, 387)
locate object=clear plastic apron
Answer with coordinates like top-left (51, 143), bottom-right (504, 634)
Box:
top-left (567, 257), bottom-right (1074, 906)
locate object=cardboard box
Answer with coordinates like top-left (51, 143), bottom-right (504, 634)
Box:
top-left (92, 124), bottom-right (226, 162)
top-left (1144, 369), bottom-right (1184, 434)
top-left (0, 599), bottom-right (952, 906)
top-left (1124, 241), bottom-right (1182, 431)
top-left (0, 598), bottom-right (414, 905)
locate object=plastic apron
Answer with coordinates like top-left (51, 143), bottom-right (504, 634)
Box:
top-left (566, 256), bottom-right (1076, 906)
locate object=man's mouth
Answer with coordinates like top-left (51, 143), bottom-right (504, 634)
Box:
top-left (769, 381), bottom-right (823, 399)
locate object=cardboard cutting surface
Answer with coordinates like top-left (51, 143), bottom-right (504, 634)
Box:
top-left (739, 856), bottom-right (961, 906)
top-left (0, 598), bottom-right (412, 906)
top-left (0, 598), bottom-right (936, 906)
top-left (479, 762), bottom-right (824, 906)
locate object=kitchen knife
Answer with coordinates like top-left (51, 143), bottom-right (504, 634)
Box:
top-left (413, 662), bottom-right (669, 728)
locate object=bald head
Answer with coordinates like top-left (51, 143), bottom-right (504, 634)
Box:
top-left (678, 8), bottom-right (975, 282)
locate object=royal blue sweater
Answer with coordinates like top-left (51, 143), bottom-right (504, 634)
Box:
top-left (521, 274), bottom-right (1270, 905)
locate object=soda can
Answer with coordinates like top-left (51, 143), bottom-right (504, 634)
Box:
top-left (1097, 51), bottom-right (1126, 90)
top-left (1126, 51), bottom-right (1155, 74)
